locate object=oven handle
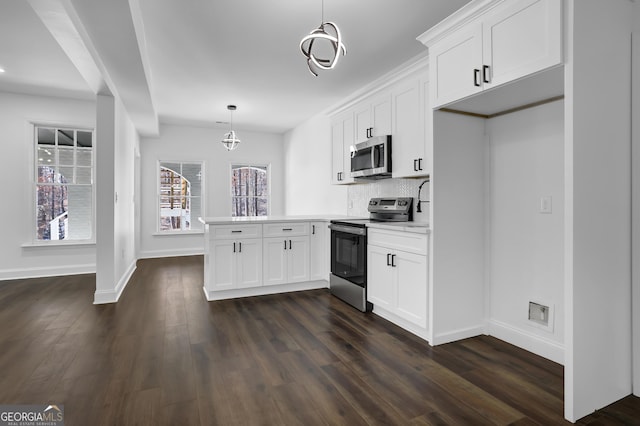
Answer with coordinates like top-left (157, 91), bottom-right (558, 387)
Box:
top-left (328, 223), bottom-right (366, 236)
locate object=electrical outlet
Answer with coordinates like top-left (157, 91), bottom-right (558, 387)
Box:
top-left (528, 301), bottom-right (553, 331)
top-left (539, 196), bottom-right (552, 214)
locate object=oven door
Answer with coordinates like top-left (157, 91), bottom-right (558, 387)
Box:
top-left (330, 225), bottom-right (366, 287)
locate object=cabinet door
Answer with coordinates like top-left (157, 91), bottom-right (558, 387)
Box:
top-left (371, 93), bottom-right (392, 137)
top-left (211, 239), bottom-right (236, 291)
top-left (341, 114), bottom-right (355, 183)
top-left (391, 77), bottom-right (425, 178)
top-left (395, 251), bottom-right (428, 328)
top-left (429, 23), bottom-right (483, 108)
top-left (309, 222), bottom-right (327, 281)
top-left (263, 238), bottom-right (287, 286)
top-left (288, 236), bottom-right (310, 283)
top-left (482, 0), bottom-right (562, 89)
top-left (331, 117), bottom-right (345, 184)
top-left (354, 103), bottom-right (371, 144)
top-left (236, 238), bottom-right (263, 289)
top-left (367, 245), bottom-right (394, 309)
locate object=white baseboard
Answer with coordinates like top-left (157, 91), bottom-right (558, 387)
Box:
top-left (487, 319), bottom-right (564, 365)
top-left (0, 264), bottom-right (96, 281)
top-left (431, 324), bottom-right (486, 346)
top-left (203, 280), bottom-right (328, 301)
top-left (371, 306), bottom-right (430, 342)
top-left (93, 260), bottom-right (137, 304)
top-left (138, 248), bottom-right (203, 259)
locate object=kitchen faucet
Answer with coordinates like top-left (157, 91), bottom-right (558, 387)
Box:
top-left (416, 178), bottom-right (430, 213)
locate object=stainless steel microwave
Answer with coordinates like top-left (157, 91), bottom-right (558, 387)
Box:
top-left (350, 135), bottom-right (392, 179)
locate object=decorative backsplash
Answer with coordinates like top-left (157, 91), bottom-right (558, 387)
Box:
top-left (347, 178), bottom-right (431, 222)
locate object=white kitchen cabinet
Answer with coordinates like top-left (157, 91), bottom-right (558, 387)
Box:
top-left (426, 0), bottom-right (562, 108)
top-left (263, 222), bottom-right (310, 286)
top-left (330, 111), bottom-right (355, 184)
top-left (309, 222), bottom-right (328, 281)
top-left (367, 228), bottom-right (429, 330)
top-left (210, 238), bottom-right (263, 290)
top-left (354, 93), bottom-right (392, 144)
top-left (391, 74), bottom-right (432, 178)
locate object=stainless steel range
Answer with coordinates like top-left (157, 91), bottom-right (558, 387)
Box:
top-left (328, 197), bottom-right (413, 311)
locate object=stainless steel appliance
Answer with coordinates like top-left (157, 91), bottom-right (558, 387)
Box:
top-left (350, 135), bottom-right (392, 179)
top-left (329, 197), bottom-right (413, 311)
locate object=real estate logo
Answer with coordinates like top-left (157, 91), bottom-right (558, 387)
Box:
top-left (0, 404), bottom-right (64, 426)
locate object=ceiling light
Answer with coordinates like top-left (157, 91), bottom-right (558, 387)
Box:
top-left (300, 0), bottom-right (346, 77)
top-left (221, 105), bottom-right (240, 151)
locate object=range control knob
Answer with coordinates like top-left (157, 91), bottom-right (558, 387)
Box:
top-left (369, 200), bottom-right (378, 205)
top-left (398, 200), bottom-right (408, 206)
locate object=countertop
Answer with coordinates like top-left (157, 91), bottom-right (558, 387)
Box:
top-left (198, 215), bottom-right (360, 225)
top-left (366, 221), bottom-right (430, 235)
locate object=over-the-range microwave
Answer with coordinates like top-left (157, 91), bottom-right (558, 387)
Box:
top-left (350, 135), bottom-right (392, 179)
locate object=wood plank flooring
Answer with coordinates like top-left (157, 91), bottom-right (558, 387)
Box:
top-left (0, 256), bottom-right (638, 425)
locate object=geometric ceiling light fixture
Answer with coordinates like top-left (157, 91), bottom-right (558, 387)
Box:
top-left (221, 105), bottom-right (240, 151)
top-left (299, 0), bottom-right (346, 77)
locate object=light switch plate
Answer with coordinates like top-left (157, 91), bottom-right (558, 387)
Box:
top-left (539, 196), bottom-right (552, 214)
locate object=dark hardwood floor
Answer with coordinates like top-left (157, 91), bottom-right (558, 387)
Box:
top-left (0, 256), bottom-right (638, 425)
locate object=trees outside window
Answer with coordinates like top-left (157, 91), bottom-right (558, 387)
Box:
top-left (159, 161), bottom-right (203, 231)
top-left (35, 126), bottom-right (94, 241)
top-left (231, 165), bottom-right (268, 217)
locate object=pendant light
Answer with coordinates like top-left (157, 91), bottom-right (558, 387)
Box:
top-left (221, 105), bottom-right (240, 151)
top-left (299, 0), bottom-right (346, 77)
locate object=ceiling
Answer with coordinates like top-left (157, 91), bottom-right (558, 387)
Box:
top-left (0, 0), bottom-right (471, 136)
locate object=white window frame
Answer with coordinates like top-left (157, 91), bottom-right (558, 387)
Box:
top-left (31, 123), bottom-right (96, 245)
top-left (229, 163), bottom-right (271, 217)
top-left (156, 160), bottom-right (205, 233)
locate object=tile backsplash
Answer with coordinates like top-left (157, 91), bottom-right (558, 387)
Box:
top-left (347, 178), bottom-right (431, 223)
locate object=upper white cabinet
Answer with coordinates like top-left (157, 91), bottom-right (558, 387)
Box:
top-left (391, 73), bottom-right (432, 178)
top-left (354, 93), bottom-right (392, 144)
top-left (330, 61), bottom-right (431, 183)
top-left (424, 0), bottom-right (562, 108)
top-left (330, 111), bottom-right (355, 184)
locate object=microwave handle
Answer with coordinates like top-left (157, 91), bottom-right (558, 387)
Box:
top-left (372, 145), bottom-right (380, 169)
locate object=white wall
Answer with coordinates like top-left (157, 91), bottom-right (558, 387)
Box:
top-left (565, 0), bottom-right (633, 421)
top-left (0, 91), bottom-right (96, 280)
top-left (139, 123), bottom-right (285, 258)
top-left (486, 100), bottom-right (565, 364)
top-left (94, 94), bottom-right (138, 304)
top-left (283, 114), bottom-right (347, 215)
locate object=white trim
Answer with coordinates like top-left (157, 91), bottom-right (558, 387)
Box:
top-left (151, 231), bottom-right (204, 236)
top-left (371, 306), bottom-right (430, 342)
top-left (203, 280), bottom-right (328, 301)
top-left (93, 259), bottom-right (137, 304)
top-left (21, 240), bottom-right (96, 248)
top-left (0, 263), bottom-right (95, 281)
top-left (416, 0), bottom-right (505, 47)
top-left (430, 324), bottom-right (486, 346)
top-left (325, 54), bottom-right (429, 117)
top-left (487, 318), bottom-right (564, 365)
top-left (138, 248), bottom-right (204, 259)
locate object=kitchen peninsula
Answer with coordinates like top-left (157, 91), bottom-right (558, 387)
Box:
top-left (199, 215), bottom-right (338, 301)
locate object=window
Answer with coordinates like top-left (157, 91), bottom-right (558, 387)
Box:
top-left (159, 161), bottom-right (203, 232)
top-left (35, 126), bottom-right (94, 241)
top-left (231, 164), bottom-right (269, 217)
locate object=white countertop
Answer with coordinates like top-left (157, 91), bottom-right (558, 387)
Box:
top-left (199, 215), bottom-right (362, 225)
top-left (367, 221), bottom-right (430, 235)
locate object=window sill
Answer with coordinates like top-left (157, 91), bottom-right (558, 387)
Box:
top-left (22, 240), bottom-right (96, 248)
top-left (152, 231), bottom-right (204, 236)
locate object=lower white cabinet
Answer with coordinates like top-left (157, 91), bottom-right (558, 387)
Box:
top-left (210, 238), bottom-right (263, 290)
top-left (263, 235), bottom-right (310, 286)
top-left (367, 229), bottom-right (428, 329)
top-left (309, 222), bottom-right (328, 281)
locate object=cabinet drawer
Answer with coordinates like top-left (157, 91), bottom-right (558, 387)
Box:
top-left (263, 222), bottom-right (309, 237)
top-left (368, 229), bottom-right (428, 255)
top-left (211, 224), bottom-right (262, 240)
